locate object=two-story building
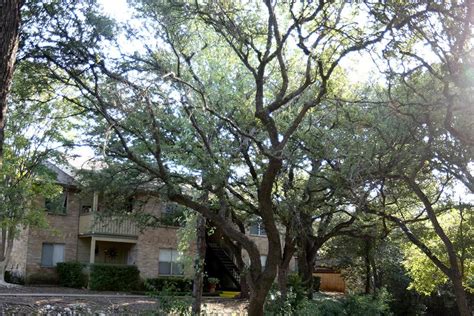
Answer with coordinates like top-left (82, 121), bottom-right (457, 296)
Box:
top-left (8, 164), bottom-right (298, 290)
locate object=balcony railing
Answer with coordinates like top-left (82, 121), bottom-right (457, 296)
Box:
top-left (79, 212), bottom-right (140, 237)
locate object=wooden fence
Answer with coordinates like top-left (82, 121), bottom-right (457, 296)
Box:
top-left (314, 271), bottom-right (346, 292)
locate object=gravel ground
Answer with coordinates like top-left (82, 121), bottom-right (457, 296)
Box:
top-left (0, 285), bottom-right (248, 315)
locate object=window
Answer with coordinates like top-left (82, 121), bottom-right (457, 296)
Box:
top-left (159, 249), bottom-right (183, 275)
top-left (41, 243), bottom-right (65, 267)
top-left (81, 205), bottom-right (92, 214)
top-left (249, 221), bottom-right (266, 236)
top-left (45, 188), bottom-right (68, 214)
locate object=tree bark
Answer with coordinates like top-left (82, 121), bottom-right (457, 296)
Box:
top-left (364, 239), bottom-right (371, 294)
top-left (233, 248), bottom-right (250, 299)
top-left (406, 178), bottom-right (472, 316)
top-left (191, 214), bottom-right (206, 315)
top-left (451, 270), bottom-right (471, 316)
top-left (0, 228), bottom-right (14, 282)
top-left (0, 0), bottom-right (23, 167)
top-left (247, 284), bottom-right (268, 316)
top-left (278, 232), bottom-right (296, 300)
top-left (298, 243), bottom-right (315, 298)
top-left (277, 265), bottom-right (289, 300)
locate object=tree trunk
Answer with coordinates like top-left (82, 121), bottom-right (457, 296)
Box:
top-left (247, 285), bottom-right (268, 316)
top-left (239, 272), bottom-right (250, 299)
top-left (0, 261), bottom-right (6, 283)
top-left (277, 265), bottom-right (289, 300)
top-left (407, 179), bottom-right (472, 315)
top-left (370, 253), bottom-right (380, 291)
top-left (0, 0), bottom-right (23, 167)
top-left (0, 228), bottom-right (14, 283)
top-left (191, 214), bottom-right (206, 315)
top-left (298, 247), bottom-right (314, 298)
top-left (450, 270), bottom-right (471, 316)
top-left (278, 236), bottom-right (296, 300)
top-left (234, 252), bottom-right (249, 298)
top-left (364, 238), bottom-right (371, 294)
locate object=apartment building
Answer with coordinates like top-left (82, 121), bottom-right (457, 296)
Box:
top-left (8, 164), bottom-right (297, 290)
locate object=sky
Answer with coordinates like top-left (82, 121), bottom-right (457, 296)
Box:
top-left (99, 0), bottom-right (129, 21)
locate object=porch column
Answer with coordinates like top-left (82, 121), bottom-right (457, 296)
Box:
top-left (90, 237), bottom-right (96, 264)
top-left (92, 191), bottom-right (99, 212)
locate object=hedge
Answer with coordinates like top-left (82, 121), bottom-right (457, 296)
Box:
top-left (56, 262), bottom-right (87, 288)
top-left (145, 276), bottom-right (192, 293)
top-left (89, 264), bottom-right (141, 291)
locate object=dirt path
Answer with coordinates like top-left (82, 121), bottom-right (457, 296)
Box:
top-left (0, 286), bottom-right (248, 315)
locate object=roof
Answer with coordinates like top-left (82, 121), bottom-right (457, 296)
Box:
top-left (44, 162), bottom-right (76, 187)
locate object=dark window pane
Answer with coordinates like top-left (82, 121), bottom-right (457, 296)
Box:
top-left (45, 189), bottom-right (67, 214)
top-left (41, 244), bottom-right (53, 267)
top-left (159, 262), bottom-right (171, 275)
top-left (250, 224), bottom-right (259, 235)
top-left (172, 262), bottom-right (183, 275)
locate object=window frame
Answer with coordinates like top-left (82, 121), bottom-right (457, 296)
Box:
top-left (41, 243), bottom-right (65, 267)
top-left (45, 187), bottom-right (68, 215)
top-left (158, 248), bottom-right (183, 276)
top-left (249, 221), bottom-right (267, 236)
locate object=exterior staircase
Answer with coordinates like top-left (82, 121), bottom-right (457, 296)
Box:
top-left (207, 242), bottom-right (241, 289)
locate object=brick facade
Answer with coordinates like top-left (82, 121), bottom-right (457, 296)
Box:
top-left (8, 167), bottom-right (285, 283)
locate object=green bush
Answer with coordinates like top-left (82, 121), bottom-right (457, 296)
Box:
top-left (343, 289), bottom-right (392, 316)
top-left (4, 271), bottom-right (25, 285)
top-left (56, 262), bottom-right (87, 288)
top-left (145, 277), bottom-right (192, 314)
top-left (145, 276), bottom-right (192, 294)
top-left (299, 297), bottom-right (346, 316)
top-left (287, 273), bottom-right (308, 306)
top-left (26, 272), bottom-right (59, 285)
top-left (265, 274), bottom-right (308, 315)
top-left (89, 264), bottom-right (141, 291)
top-left (265, 289), bottom-right (393, 315)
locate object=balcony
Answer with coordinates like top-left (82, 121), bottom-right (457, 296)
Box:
top-left (79, 212), bottom-right (140, 238)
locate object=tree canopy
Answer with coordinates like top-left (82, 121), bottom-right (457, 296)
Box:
top-left (0, 0), bottom-right (472, 315)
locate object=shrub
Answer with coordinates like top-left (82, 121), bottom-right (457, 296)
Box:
top-left (4, 270), bottom-right (25, 285)
top-left (145, 276), bottom-right (192, 294)
top-left (56, 262), bottom-right (87, 288)
top-left (287, 273), bottom-right (308, 305)
top-left (89, 264), bottom-right (141, 291)
top-left (265, 274), bottom-right (308, 315)
top-left (265, 288), bottom-right (393, 315)
top-left (343, 289), bottom-right (393, 316)
top-left (26, 272), bottom-right (59, 285)
top-left (146, 277), bottom-right (192, 314)
top-left (300, 296), bottom-right (346, 316)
